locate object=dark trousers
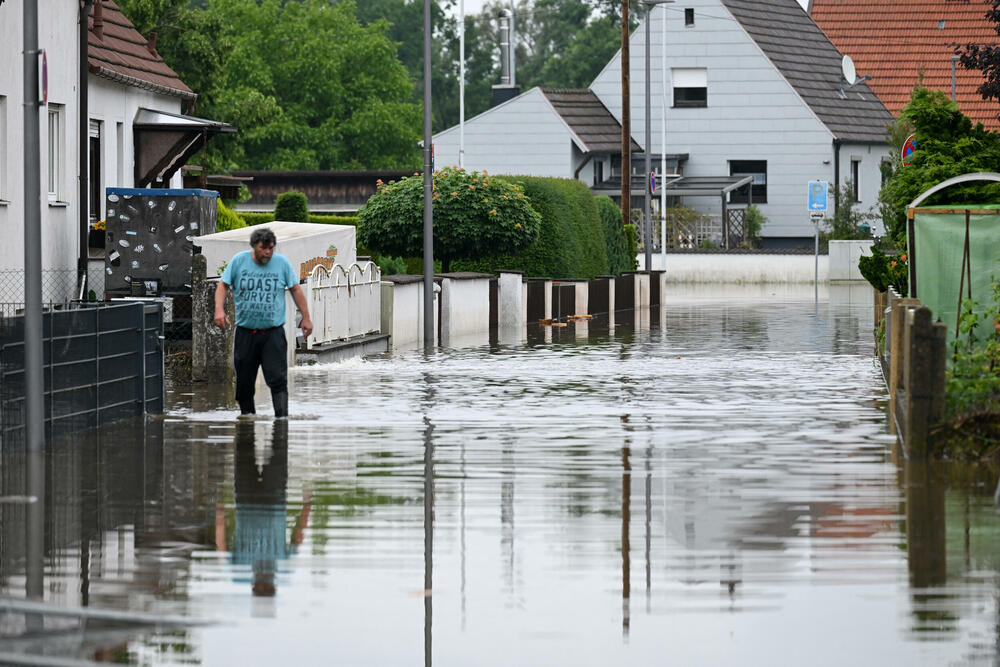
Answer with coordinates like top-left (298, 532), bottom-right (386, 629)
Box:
top-left (234, 326), bottom-right (287, 410)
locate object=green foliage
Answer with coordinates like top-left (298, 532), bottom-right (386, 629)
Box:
top-left (216, 199), bottom-right (247, 232)
top-left (597, 196), bottom-right (632, 275)
top-left (879, 88), bottom-right (1000, 247)
top-left (662, 206), bottom-right (711, 248)
top-left (119, 0), bottom-right (422, 171)
top-left (358, 168), bottom-right (542, 272)
top-left (308, 214), bottom-right (358, 226)
top-left (697, 238), bottom-right (718, 250)
top-left (825, 180), bottom-right (874, 241)
top-left (241, 212), bottom-right (275, 226)
top-left (623, 224), bottom-right (638, 270)
top-left (745, 205), bottom-right (766, 247)
top-left (858, 246), bottom-right (908, 295)
top-left (875, 318), bottom-right (885, 356)
top-left (946, 278), bottom-right (1000, 420)
top-left (375, 255), bottom-right (408, 276)
top-left (274, 191), bottom-right (309, 222)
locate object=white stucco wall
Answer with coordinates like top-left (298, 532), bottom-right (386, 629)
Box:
top-left (588, 0), bottom-right (891, 241)
top-left (433, 88), bottom-right (576, 177)
top-left (645, 252), bottom-right (830, 283)
top-left (0, 0), bottom-right (186, 292)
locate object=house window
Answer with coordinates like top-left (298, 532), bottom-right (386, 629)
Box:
top-left (596, 160), bottom-right (604, 185)
top-left (729, 160), bottom-right (767, 204)
top-left (684, 8), bottom-right (695, 26)
top-left (851, 159), bottom-right (861, 202)
top-left (672, 68), bottom-right (707, 108)
top-left (47, 105), bottom-right (64, 201)
top-left (89, 120), bottom-right (102, 220)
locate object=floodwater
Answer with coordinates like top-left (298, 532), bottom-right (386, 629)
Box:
top-left (2, 284), bottom-right (999, 666)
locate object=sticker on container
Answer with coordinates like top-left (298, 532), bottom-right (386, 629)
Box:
top-left (123, 194), bottom-right (133, 200)
top-left (126, 230), bottom-right (137, 236)
top-left (174, 225), bottom-right (185, 234)
top-left (131, 260), bottom-right (139, 269)
top-left (185, 235), bottom-right (194, 242)
top-left (119, 214), bottom-right (130, 222)
top-left (118, 239), bottom-right (130, 248)
top-left (127, 204), bottom-right (138, 214)
top-left (107, 208), bottom-right (115, 217)
top-left (150, 226), bottom-right (157, 233)
top-left (108, 250), bottom-right (120, 261)
top-left (158, 264), bottom-right (169, 272)
top-left (168, 200), bottom-right (176, 212)
top-left (108, 194), bottom-right (120, 203)
top-left (134, 244), bottom-right (144, 253)
top-left (147, 200), bottom-right (156, 208)
top-left (153, 243), bottom-right (162, 253)
top-left (123, 275), bottom-right (132, 283)
top-left (190, 221), bottom-right (199, 230)
top-left (105, 267), bottom-right (113, 275)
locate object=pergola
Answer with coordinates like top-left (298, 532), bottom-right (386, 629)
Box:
top-left (655, 175), bottom-right (754, 248)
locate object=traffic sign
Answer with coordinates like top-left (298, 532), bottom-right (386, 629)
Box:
top-left (902, 134), bottom-right (917, 166)
top-left (649, 171), bottom-right (657, 196)
top-left (807, 180), bottom-right (828, 211)
top-left (809, 211), bottom-right (825, 221)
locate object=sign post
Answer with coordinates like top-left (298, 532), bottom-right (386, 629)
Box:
top-left (807, 181), bottom-right (829, 302)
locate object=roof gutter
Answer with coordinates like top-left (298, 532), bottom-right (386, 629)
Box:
top-left (90, 65), bottom-right (197, 102)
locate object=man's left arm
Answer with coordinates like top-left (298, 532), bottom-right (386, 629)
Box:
top-left (289, 284), bottom-right (313, 338)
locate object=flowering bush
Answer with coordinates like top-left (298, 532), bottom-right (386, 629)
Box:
top-left (858, 245), bottom-right (908, 295)
top-left (357, 167), bottom-right (541, 272)
top-left (93, 219), bottom-right (106, 231)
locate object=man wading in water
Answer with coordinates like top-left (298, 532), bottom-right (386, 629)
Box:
top-left (214, 227), bottom-right (313, 418)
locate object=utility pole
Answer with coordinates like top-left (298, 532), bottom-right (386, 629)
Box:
top-left (621, 0), bottom-right (631, 228)
top-left (423, 0), bottom-right (434, 350)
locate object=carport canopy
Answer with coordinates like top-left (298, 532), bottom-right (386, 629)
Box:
top-left (655, 175), bottom-right (753, 197)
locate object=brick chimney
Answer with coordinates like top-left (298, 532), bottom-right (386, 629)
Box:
top-left (93, 0), bottom-right (104, 40)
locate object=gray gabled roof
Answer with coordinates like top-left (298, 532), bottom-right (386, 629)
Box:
top-left (721, 0), bottom-right (893, 143)
top-left (540, 88), bottom-right (641, 153)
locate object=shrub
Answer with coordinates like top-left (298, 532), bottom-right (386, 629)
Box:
top-left (746, 205), bottom-right (766, 247)
top-left (858, 245), bottom-right (908, 295)
top-left (308, 214), bottom-right (358, 226)
top-left (623, 224), bottom-right (638, 270)
top-left (240, 212), bottom-right (275, 226)
top-left (358, 167), bottom-right (541, 272)
top-left (274, 190), bottom-right (309, 222)
top-left (216, 199), bottom-right (246, 232)
top-left (456, 176), bottom-right (610, 278)
top-left (597, 195), bottom-right (632, 275)
top-left (375, 255), bottom-right (408, 276)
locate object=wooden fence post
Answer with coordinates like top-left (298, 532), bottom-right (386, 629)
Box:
top-left (888, 294), bottom-right (919, 431)
top-left (903, 306), bottom-right (948, 458)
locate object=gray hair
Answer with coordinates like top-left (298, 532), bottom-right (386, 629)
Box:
top-left (249, 227), bottom-right (276, 248)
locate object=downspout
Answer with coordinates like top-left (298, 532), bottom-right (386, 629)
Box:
top-left (833, 138), bottom-right (841, 218)
top-left (79, 0), bottom-right (94, 288)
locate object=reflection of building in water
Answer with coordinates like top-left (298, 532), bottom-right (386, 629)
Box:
top-left (0, 418), bottom-right (228, 661)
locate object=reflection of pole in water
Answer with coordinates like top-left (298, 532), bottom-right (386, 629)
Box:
top-left (621, 442), bottom-right (631, 638)
top-left (645, 445), bottom-right (652, 612)
top-left (423, 414), bottom-right (434, 667)
top-left (460, 440), bottom-right (467, 631)
top-left (26, 450), bottom-right (45, 631)
top-left (501, 444), bottom-right (515, 594)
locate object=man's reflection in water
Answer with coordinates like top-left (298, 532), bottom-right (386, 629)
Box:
top-left (216, 420), bottom-right (311, 602)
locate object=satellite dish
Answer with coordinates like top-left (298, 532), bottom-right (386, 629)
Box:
top-left (841, 55), bottom-right (856, 84)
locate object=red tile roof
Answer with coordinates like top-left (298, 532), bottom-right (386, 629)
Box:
top-left (88, 0), bottom-right (195, 101)
top-left (811, 0), bottom-right (1000, 130)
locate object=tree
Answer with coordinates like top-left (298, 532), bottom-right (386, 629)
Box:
top-left (118, 0), bottom-right (423, 171)
top-left (357, 167), bottom-right (541, 271)
top-left (878, 88), bottom-right (1000, 247)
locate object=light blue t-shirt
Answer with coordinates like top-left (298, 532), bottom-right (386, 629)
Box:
top-left (221, 250), bottom-right (298, 329)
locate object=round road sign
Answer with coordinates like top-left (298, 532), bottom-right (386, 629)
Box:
top-left (902, 134), bottom-right (917, 166)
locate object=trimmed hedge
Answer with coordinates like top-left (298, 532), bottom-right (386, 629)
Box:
top-left (597, 195), bottom-right (633, 275)
top-left (241, 212), bottom-right (275, 226)
top-left (623, 224), bottom-right (638, 271)
top-left (216, 200), bottom-right (246, 232)
top-left (454, 176), bottom-right (609, 279)
top-left (240, 212), bottom-right (359, 227)
top-left (274, 191), bottom-right (309, 222)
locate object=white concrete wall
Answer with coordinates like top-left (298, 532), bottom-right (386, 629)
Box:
top-left (828, 239), bottom-right (873, 281)
top-left (645, 253), bottom-right (830, 283)
top-left (589, 0), bottom-right (891, 241)
top-left (381, 280), bottom-right (438, 349)
top-left (497, 271), bottom-right (524, 329)
top-left (439, 276), bottom-right (490, 344)
top-left (433, 88), bottom-right (575, 177)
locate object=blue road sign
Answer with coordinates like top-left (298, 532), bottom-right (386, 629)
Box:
top-left (808, 181), bottom-right (828, 211)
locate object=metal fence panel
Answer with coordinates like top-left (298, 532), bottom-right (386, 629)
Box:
top-left (0, 301), bottom-right (164, 449)
top-left (306, 262), bottom-right (380, 348)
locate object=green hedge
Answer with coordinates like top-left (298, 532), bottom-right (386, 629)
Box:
top-left (274, 191), bottom-right (309, 222)
top-left (240, 212), bottom-right (358, 227)
top-left (597, 195), bottom-right (633, 275)
top-left (216, 200), bottom-right (246, 232)
top-left (623, 224), bottom-right (638, 271)
top-left (454, 176), bottom-right (609, 278)
top-left (241, 212), bottom-right (275, 226)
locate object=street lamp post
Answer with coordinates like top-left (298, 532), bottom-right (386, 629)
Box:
top-left (642, 0), bottom-right (673, 272)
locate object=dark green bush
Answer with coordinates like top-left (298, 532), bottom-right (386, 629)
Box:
top-left (597, 195), bottom-right (631, 275)
top-left (309, 214), bottom-right (358, 226)
top-left (274, 191), bottom-right (309, 222)
top-left (455, 176), bottom-right (609, 278)
top-left (242, 212), bottom-right (275, 226)
top-left (623, 224), bottom-right (638, 270)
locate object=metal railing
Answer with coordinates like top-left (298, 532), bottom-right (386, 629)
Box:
top-left (305, 261), bottom-right (381, 348)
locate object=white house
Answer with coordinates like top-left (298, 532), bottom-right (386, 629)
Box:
top-left (0, 0), bottom-right (230, 303)
top-left (433, 0), bottom-right (894, 248)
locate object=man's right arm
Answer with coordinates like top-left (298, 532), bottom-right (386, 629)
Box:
top-left (214, 281), bottom-right (230, 330)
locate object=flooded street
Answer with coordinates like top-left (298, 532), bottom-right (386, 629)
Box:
top-left (2, 285), bottom-right (999, 665)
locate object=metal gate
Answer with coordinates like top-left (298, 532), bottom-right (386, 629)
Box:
top-left (0, 301), bottom-right (164, 447)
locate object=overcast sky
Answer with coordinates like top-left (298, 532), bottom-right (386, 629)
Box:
top-left (451, 0), bottom-right (809, 18)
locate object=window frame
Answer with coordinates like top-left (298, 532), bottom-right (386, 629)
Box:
top-left (672, 68), bottom-right (708, 108)
top-left (729, 159), bottom-right (767, 204)
top-left (0, 95), bottom-right (7, 202)
top-left (47, 104), bottom-right (64, 201)
top-left (851, 159), bottom-right (861, 203)
top-left (684, 8), bottom-right (695, 26)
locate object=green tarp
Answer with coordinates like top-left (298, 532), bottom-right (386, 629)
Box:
top-left (910, 207), bottom-right (1000, 342)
